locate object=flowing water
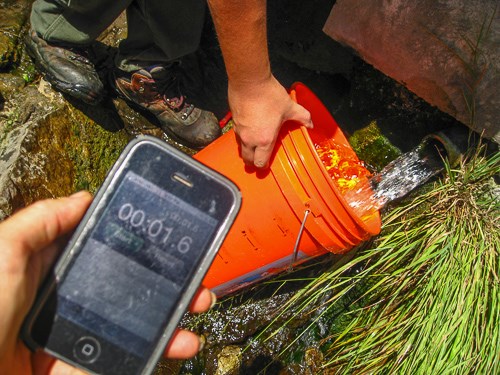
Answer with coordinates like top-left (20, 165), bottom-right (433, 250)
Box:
top-left (343, 139), bottom-right (446, 219)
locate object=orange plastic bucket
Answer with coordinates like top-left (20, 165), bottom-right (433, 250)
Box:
top-left (195, 82), bottom-right (381, 296)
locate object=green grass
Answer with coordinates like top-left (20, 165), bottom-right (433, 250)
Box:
top-left (256, 145), bottom-right (499, 374)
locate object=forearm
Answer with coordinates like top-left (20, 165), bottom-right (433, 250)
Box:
top-left (207, 0), bottom-right (312, 169)
top-left (207, 0), bottom-right (271, 90)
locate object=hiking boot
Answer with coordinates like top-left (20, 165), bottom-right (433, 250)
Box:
top-left (24, 29), bottom-right (104, 105)
top-left (113, 65), bottom-right (221, 149)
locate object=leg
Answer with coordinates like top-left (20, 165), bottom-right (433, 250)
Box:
top-left (26, 0), bottom-right (131, 103)
top-left (116, 0), bottom-right (206, 71)
top-left (112, 0), bottom-right (221, 149)
top-left (30, 0), bottom-right (131, 45)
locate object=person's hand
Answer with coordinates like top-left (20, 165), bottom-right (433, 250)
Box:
top-left (0, 192), bottom-right (216, 374)
top-left (229, 75), bottom-right (313, 169)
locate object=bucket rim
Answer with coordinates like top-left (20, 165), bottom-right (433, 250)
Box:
top-left (278, 125), bottom-right (367, 243)
top-left (289, 82), bottom-right (381, 236)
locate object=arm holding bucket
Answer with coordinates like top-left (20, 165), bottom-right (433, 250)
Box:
top-left (207, 0), bottom-right (313, 169)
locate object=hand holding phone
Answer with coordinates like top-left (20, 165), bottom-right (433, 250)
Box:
top-left (0, 192), bottom-right (92, 374)
top-left (21, 136), bottom-right (241, 375)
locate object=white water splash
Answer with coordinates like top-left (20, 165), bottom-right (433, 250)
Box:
top-left (344, 144), bottom-right (444, 218)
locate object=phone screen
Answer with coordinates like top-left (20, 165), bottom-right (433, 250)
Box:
top-left (34, 169), bottom-right (221, 372)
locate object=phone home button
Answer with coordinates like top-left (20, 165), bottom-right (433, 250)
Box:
top-left (73, 336), bottom-right (101, 363)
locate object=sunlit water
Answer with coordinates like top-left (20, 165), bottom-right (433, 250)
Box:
top-left (343, 141), bottom-right (445, 219)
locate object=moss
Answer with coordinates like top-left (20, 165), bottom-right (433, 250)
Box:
top-left (0, 0), bottom-right (31, 70)
top-left (0, 109), bottom-right (19, 145)
top-left (349, 121), bottom-right (402, 172)
top-left (7, 103), bottom-right (78, 206)
top-left (65, 106), bottom-right (130, 193)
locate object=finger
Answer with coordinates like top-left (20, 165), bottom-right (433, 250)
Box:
top-left (164, 330), bottom-right (203, 359)
top-left (233, 129), bottom-right (254, 166)
top-left (0, 191), bottom-right (92, 256)
top-left (253, 144), bottom-right (274, 169)
top-left (189, 287), bottom-right (216, 314)
top-left (240, 142), bottom-right (256, 166)
top-left (290, 103), bottom-right (313, 129)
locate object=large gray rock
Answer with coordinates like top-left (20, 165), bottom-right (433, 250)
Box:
top-left (323, 0), bottom-right (499, 143)
top-left (0, 82), bottom-right (131, 219)
top-left (0, 85), bottom-right (71, 218)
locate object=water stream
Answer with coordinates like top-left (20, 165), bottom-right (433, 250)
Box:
top-left (343, 139), bottom-right (446, 219)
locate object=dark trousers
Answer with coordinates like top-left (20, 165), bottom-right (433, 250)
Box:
top-left (30, 0), bottom-right (206, 71)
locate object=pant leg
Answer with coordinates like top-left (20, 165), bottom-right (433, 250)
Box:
top-left (115, 0), bottom-right (206, 72)
top-left (30, 0), bottom-right (132, 45)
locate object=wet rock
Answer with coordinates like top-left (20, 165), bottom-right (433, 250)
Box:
top-left (178, 291), bottom-right (298, 373)
top-left (349, 121), bottom-right (402, 172)
top-left (0, 0), bottom-right (32, 70)
top-left (280, 347), bottom-right (324, 375)
top-left (304, 347), bottom-right (324, 372)
top-left (215, 346), bottom-right (242, 375)
top-left (153, 359), bottom-right (182, 374)
top-left (97, 11), bottom-right (127, 48)
top-left (0, 80), bottom-right (130, 219)
top-left (324, 0), bottom-right (500, 143)
top-left (194, 292), bottom-right (297, 346)
top-left (178, 256), bottom-right (346, 374)
top-left (0, 85), bottom-right (66, 218)
top-left (0, 72), bottom-right (25, 96)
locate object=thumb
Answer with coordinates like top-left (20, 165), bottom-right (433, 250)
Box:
top-left (288, 102), bottom-right (313, 129)
top-left (0, 191), bottom-right (93, 257)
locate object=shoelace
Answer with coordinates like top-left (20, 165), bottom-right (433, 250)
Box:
top-left (151, 64), bottom-right (195, 120)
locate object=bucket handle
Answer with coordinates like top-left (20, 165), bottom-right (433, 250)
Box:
top-left (289, 209), bottom-right (310, 270)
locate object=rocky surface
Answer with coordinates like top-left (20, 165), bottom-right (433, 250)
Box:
top-left (0, 79), bottom-right (132, 219)
top-left (0, 8), bottom-right (185, 219)
top-left (324, 0), bottom-right (499, 143)
top-left (0, 0), bottom-right (31, 69)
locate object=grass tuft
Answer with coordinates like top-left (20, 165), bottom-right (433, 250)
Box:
top-left (260, 144), bottom-right (499, 374)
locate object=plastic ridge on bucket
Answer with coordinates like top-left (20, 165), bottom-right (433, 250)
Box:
top-left (285, 127), bottom-right (370, 242)
top-left (274, 133), bottom-right (360, 248)
top-left (287, 84), bottom-right (380, 239)
top-left (195, 82), bottom-right (381, 296)
top-left (281, 128), bottom-right (364, 243)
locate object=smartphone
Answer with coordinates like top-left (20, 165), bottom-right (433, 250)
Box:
top-left (22, 135), bottom-right (241, 375)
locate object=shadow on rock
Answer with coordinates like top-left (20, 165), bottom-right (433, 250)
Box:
top-left (63, 94), bottom-right (125, 133)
